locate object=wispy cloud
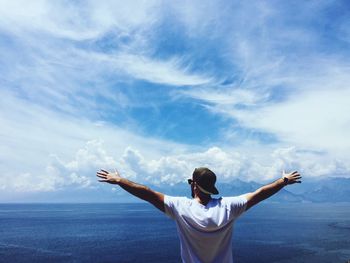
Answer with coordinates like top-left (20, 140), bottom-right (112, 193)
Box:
top-left (0, 0), bottom-right (212, 116)
top-left (179, 61), bottom-right (350, 155)
top-left (173, 1), bottom-right (350, 156)
top-left (0, 1), bottom-right (349, 198)
top-left (0, 0), bottom-right (159, 40)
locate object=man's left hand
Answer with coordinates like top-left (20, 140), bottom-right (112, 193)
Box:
top-left (96, 169), bottom-right (122, 184)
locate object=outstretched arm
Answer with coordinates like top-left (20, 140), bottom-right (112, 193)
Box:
top-left (244, 170), bottom-right (302, 211)
top-left (96, 169), bottom-right (165, 213)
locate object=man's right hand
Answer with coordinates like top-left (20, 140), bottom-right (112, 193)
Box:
top-left (282, 170), bottom-right (302, 185)
top-left (96, 169), bottom-right (165, 213)
top-left (96, 169), bottom-right (122, 184)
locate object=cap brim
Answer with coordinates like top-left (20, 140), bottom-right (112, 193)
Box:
top-left (210, 187), bottom-right (219, 195)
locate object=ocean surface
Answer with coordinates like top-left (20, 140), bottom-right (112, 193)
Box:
top-left (0, 202), bottom-right (349, 263)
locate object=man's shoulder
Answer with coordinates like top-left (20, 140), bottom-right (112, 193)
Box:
top-left (164, 195), bottom-right (192, 210)
top-left (220, 195), bottom-right (248, 205)
top-left (220, 195), bottom-right (248, 214)
top-left (165, 195), bottom-right (189, 199)
top-left (164, 195), bottom-right (191, 203)
top-left (221, 194), bottom-right (247, 200)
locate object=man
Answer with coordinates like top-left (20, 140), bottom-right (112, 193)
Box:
top-left (96, 167), bottom-right (301, 263)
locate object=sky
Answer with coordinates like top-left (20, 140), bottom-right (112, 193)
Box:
top-left (0, 0), bottom-right (349, 201)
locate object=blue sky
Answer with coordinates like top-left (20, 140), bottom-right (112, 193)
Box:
top-left (0, 0), bottom-right (350, 201)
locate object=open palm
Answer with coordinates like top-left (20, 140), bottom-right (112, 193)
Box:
top-left (96, 169), bottom-right (121, 184)
top-left (283, 170), bottom-right (302, 184)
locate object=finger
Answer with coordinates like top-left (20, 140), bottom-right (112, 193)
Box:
top-left (290, 180), bottom-right (302, 184)
top-left (291, 171), bottom-right (298, 175)
top-left (96, 174), bottom-right (107, 179)
top-left (100, 169), bottom-right (109, 174)
top-left (97, 171), bottom-right (107, 175)
top-left (98, 179), bottom-right (108, 182)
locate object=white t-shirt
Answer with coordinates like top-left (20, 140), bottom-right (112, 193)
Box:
top-left (164, 195), bottom-right (248, 263)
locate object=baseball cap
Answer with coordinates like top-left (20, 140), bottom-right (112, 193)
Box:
top-left (192, 167), bottom-right (219, 195)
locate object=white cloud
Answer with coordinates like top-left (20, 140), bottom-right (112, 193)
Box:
top-left (179, 87), bottom-right (267, 107)
top-left (0, 0), bottom-right (211, 93)
top-left (170, 1), bottom-right (350, 162)
top-left (2, 115), bottom-right (349, 193)
top-left (109, 53), bottom-right (212, 86)
top-left (76, 51), bottom-right (212, 86)
top-left (1, 0), bottom-right (349, 198)
top-left (191, 83), bottom-right (350, 156)
top-left (238, 87), bottom-right (350, 154)
top-left (0, 92), bottom-right (192, 193)
top-left (0, 0), bottom-right (214, 196)
top-left (0, 0), bottom-right (159, 41)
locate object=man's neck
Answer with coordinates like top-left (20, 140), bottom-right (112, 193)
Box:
top-left (194, 194), bottom-right (212, 206)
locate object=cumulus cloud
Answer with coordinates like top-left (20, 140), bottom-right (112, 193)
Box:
top-left (0, 140), bottom-right (110, 192)
top-left (2, 136), bottom-right (349, 193)
top-left (119, 145), bottom-right (350, 184)
top-left (45, 140), bottom-right (116, 190)
top-left (0, 92), bottom-right (190, 194)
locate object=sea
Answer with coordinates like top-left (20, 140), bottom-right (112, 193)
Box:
top-left (0, 202), bottom-right (349, 263)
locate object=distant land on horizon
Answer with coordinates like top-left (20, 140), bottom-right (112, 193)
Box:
top-left (1, 177), bottom-right (349, 204)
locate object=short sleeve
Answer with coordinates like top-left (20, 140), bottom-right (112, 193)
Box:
top-left (224, 194), bottom-right (248, 220)
top-left (164, 195), bottom-right (182, 220)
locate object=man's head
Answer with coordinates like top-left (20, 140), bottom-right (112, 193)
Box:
top-left (189, 167), bottom-right (219, 198)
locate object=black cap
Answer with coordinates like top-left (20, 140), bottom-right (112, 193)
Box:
top-left (192, 167), bottom-right (219, 195)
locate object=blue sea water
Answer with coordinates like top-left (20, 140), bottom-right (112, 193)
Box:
top-left (0, 203), bottom-right (349, 263)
